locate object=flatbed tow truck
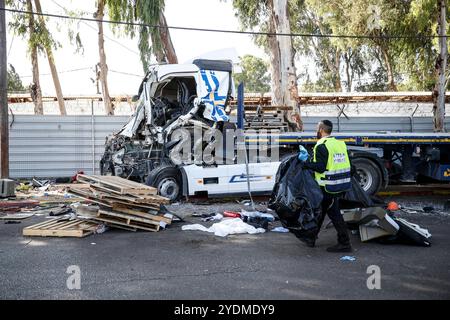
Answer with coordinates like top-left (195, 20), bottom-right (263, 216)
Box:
top-left (100, 60), bottom-right (450, 200)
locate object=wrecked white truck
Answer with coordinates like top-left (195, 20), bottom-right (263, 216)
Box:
top-left (101, 60), bottom-right (450, 201)
top-left (100, 59), bottom-right (279, 200)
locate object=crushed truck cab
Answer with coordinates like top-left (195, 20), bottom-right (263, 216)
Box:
top-left (100, 59), bottom-right (239, 200)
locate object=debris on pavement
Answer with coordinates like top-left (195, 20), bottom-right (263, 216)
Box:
top-left (182, 218), bottom-right (266, 237)
top-left (0, 213), bottom-right (35, 222)
top-left (68, 174), bottom-right (172, 232)
top-left (387, 201), bottom-right (400, 211)
top-left (271, 227), bottom-right (289, 233)
top-left (0, 179), bottom-right (15, 198)
top-left (0, 200), bottom-right (40, 211)
top-left (223, 211), bottom-right (241, 218)
top-left (201, 213), bottom-right (223, 222)
top-left (343, 207), bottom-right (432, 246)
top-left (48, 204), bottom-right (73, 216)
top-left (23, 218), bottom-right (100, 238)
top-left (340, 256), bottom-right (356, 262)
top-left (241, 210), bottom-right (275, 222)
top-left (94, 223), bottom-right (109, 234)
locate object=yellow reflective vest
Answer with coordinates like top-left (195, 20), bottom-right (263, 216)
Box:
top-left (313, 136), bottom-right (351, 194)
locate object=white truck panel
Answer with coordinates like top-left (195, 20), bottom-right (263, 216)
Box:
top-left (182, 162), bottom-right (281, 196)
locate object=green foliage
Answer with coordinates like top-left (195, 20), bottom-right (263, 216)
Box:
top-left (7, 64), bottom-right (26, 93)
top-left (233, 55), bottom-right (271, 93)
top-left (105, 0), bottom-right (165, 71)
top-left (233, 0), bottom-right (446, 92)
top-left (7, 0), bottom-right (60, 55)
top-left (232, 0), bottom-right (268, 29)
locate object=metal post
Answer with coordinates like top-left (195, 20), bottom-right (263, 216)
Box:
top-left (237, 82), bottom-right (244, 130)
top-left (91, 99), bottom-right (95, 174)
top-left (434, 0), bottom-right (447, 132)
top-left (409, 104), bottom-right (419, 133)
top-left (0, 0), bottom-right (10, 178)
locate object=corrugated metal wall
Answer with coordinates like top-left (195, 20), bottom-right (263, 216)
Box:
top-left (9, 115), bottom-right (128, 179)
top-left (8, 115), bottom-right (449, 179)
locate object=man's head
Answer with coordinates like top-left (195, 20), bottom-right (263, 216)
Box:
top-left (316, 120), bottom-right (333, 139)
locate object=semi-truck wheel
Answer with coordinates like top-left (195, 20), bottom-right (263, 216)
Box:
top-left (145, 166), bottom-right (181, 201)
top-left (352, 158), bottom-right (382, 195)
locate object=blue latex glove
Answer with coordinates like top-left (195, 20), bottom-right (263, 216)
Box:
top-left (298, 145), bottom-right (309, 162)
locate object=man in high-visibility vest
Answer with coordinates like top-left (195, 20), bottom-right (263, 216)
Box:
top-left (300, 120), bottom-right (352, 252)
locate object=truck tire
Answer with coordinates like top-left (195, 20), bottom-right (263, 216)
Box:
top-left (352, 158), bottom-right (382, 195)
top-left (145, 166), bottom-right (181, 201)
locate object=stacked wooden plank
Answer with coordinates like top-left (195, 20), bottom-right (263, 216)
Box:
top-left (23, 218), bottom-right (99, 238)
top-left (69, 175), bottom-right (171, 232)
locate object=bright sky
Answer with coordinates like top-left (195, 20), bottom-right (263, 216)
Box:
top-left (6, 0), bottom-right (268, 95)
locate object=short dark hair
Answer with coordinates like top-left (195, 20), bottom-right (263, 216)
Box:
top-left (319, 120), bottom-right (333, 134)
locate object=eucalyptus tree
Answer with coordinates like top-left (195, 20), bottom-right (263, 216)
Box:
top-left (7, 0), bottom-right (43, 113)
top-left (106, 0), bottom-right (177, 72)
top-left (233, 0), bottom-right (301, 130)
top-left (33, 0), bottom-right (66, 114)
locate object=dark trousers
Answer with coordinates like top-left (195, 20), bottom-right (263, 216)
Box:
top-left (315, 191), bottom-right (350, 245)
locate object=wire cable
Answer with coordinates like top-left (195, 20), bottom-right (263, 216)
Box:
top-left (2, 7), bottom-right (449, 40)
top-left (49, 0), bottom-right (140, 56)
top-left (109, 70), bottom-right (143, 77)
top-left (20, 67), bottom-right (92, 78)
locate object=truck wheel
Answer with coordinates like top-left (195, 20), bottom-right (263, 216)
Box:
top-left (146, 167), bottom-right (181, 201)
top-left (352, 158), bottom-right (382, 195)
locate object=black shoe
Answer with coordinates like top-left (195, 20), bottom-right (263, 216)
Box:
top-left (299, 237), bottom-right (316, 248)
top-left (326, 243), bottom-right (352, 253)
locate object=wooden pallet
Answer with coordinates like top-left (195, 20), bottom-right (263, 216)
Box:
top-left (23, 218), bottom-right (99, 238)
top-left (69, 184), bottom-right (167, 204)
top-left (77, 174), bottom-right (157, 195)
top-left (94, 210), bottom-right (160, 232)
top-left (111, 204), bottom-right (172, 225)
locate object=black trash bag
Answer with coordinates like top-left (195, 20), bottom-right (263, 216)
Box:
top-left (269, 155), bottom-right (323, 234)
top-left (340, 176), bottom-right (377, 209)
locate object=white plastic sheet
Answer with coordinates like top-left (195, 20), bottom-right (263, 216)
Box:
top-left (182, 218), bottom-right (265, 237)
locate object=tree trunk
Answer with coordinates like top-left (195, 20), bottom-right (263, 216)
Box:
top-left (95, 0), bottom-right (113, 115)
top-left (33, 0), bottom-right (66, 115)
top-left (30, 46), bottom-right (43, 115)
top-left (269, 0), bottom-right (302, 131)
top-left (433, 0), bottom-right (447, 132)
top-left (344, 52), bottom-right (352, 92)
top-left (27, 0), bottom-right (43, 115)
top-left (267, 2), bottom-right (282, 107)
top-left (159, 12), bottom-right (178, 64)
top-left (309, 14), bottom-right (341, 92)
top-left (1, 0), bottom-right (10, 178)
top-left (380, 45), bottom-right (397, 91)
top-left (334, 48), bottom-right (342, 92)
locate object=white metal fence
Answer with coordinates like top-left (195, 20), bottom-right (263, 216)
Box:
top-left (8, 115), bottom-right (449, 179)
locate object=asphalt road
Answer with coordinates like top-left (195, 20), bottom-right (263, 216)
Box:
top-left (0, 199), bottom-right (449, 300)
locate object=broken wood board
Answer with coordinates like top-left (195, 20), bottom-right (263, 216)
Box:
top-left (23, 219), bottom-right (99, 238)
top-left (69, 187), bottom-right (162, 211)
top-left (77, 175), bottom-right (157, 195)
top-left (0, 213), bottom-right (35, 220)
top-left (89, 184), bottom-right (168, 205)
top-left (111, 204), bottom-right (172, 225)
top-left (68, 187), bottom-right (113, 208)
top-left (0, 200), bottom-right (40, 210)
top-left (89, 186), bottom-right (168, 205)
